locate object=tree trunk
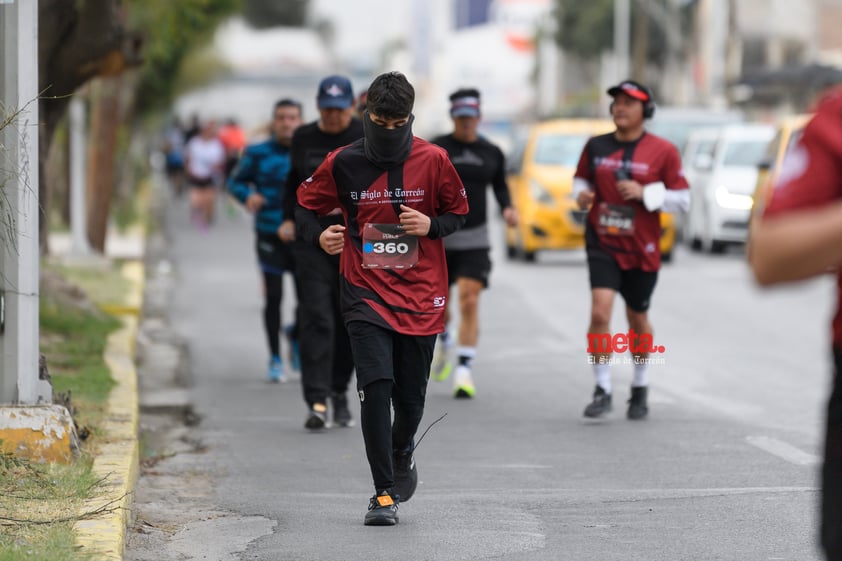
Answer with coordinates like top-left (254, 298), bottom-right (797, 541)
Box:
top-left (38, 0), bottom-right (140, 252)
top-left (85, 76), bottom-right (121, 253)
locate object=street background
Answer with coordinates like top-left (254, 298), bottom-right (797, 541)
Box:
top-left (126, 174), bottom-right (831, 560)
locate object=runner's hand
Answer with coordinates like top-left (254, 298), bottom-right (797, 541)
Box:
top-left (278, 219), bottom-right (295, 242)
top-left (246, 193), bottom-right (265, 213)
top-left (617, 180), bottom-right (643, 201)
top-left (503, 206), bottom-right (519, 227)
top-left (577, 190), bottom-right (595, 210)
top-left (319, 224), bottom-right (346, 255)
top-left (399, 204), bottom-right (431, 236)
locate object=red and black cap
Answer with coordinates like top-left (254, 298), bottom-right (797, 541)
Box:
top-left (607, 80), bottom-right (652, 102)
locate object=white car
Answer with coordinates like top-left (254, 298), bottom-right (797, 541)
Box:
top-left (683, 124), bottom-right (775, 253)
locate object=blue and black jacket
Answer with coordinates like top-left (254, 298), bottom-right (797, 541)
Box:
top-left (227, 136), bottom-right (292, 234)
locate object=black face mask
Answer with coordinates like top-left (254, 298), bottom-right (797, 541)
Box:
top-left (363, 111), bottom-right (414, 169)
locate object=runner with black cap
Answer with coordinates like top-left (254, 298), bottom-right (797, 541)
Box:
top-left (573, 79), bottom-right (690, 420)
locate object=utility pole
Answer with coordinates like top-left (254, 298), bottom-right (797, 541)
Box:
top-left (0, 0), bottom-right (50, 404)
top-left (614, 0), bottom-right (631, 82)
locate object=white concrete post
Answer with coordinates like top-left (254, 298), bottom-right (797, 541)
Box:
top-left (0, 0), bottom-right (49, 404)
top-left (69, 96), bottom-right (91, 256)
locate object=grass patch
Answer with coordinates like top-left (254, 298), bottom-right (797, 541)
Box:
top-left (40, 294), bottom-right (119, 432)
top-left (46, 261), bottom-right (132, 312)
top-left (0, 453), bottom-right (101, 561)
top-left (0, 264), bottom-right (127, 560)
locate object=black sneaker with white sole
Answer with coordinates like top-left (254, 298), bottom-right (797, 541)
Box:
top-left (393, 445), bottom-right (418, 502)
top-left (583, 385), bottom-right (612, 418)
top-left (364, 490), bottom-right (399, 526)
top-left (627, 386), bottom-right (649, 420)
top-left (304, 403), bottom-right (327, 430)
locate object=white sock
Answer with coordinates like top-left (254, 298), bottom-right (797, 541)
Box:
top-left (594, 363), bottom-right (611, 394)
top-left (440, 330), bottom-right (453, 348)
top-left (457, 346), bottom-right (476, 369)
top-left (632, 361), bottom-right (649, 388)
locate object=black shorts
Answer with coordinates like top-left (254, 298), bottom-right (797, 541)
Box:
top-left (188, 175), bottom-right (215, 190)
top-left (445, 248), bottom-right (492, 288)
top-left (587, 245), bottom-right (658, 312)
top-left (346, 320), bottom-right (436, 390)
top-left (256, 232), bottom-right (294, 275)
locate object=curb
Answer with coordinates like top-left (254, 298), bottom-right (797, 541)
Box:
top-left (73, 260), bottom-right (144, 559)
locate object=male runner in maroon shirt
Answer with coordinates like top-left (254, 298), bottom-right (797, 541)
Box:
top-left (750, 87), bottom-right (842, 561)
top-left (574, 80), bottom-right (689, 420)
top-left (297, 71), bottom-right (469, 526)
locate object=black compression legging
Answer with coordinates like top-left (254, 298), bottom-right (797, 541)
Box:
top-left (360, 378), bottom-right (426, 492)
top-left (263, 271), bottom-right (283, 358)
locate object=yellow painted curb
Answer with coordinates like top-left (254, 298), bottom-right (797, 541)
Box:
top-left (74, 261), bottom-right (143, 560)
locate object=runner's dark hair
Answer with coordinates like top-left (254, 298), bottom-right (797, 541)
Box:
top-left (274, 98), bottom-right (302, 115)
top-left (366, 72), bottom-right (415, 120)
top-left (449, 88), bottom-right (480, 102)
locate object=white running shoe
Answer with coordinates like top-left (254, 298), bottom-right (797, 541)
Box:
top-left (453, 365), bottom-right (475, 399)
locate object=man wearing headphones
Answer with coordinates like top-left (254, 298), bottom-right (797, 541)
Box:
top-left (573, 80), bottom-right (690, 420)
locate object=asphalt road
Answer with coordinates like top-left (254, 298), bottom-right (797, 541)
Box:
top-left (128, 187), bottom-right (833, 561)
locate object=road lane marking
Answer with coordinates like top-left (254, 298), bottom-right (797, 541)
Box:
top-left (746, 436), bottom-right (820, 466)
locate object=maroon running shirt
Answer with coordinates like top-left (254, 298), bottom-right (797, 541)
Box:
top-left (764, 88), bottom-right (842, 349)
top-left (298, 137), bottom-right (469, 336)
top-left (575, 132), bottom-right (688, 272)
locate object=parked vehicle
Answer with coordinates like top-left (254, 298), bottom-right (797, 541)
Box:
top-left (647, 107), bottom-right (745, 243)
top-left (750, 114), bottom-right (812, 220)
top-left (505, 119), bottom-right (615, 261)
top-left (683, 124), bottom-right (775, 253)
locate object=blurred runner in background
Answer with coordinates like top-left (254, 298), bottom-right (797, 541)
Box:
top-left (282, 75), bottom-right (364, 430)
top-left (228, 99), bottom-right (303, 382)
top-left (184, 119), bottom-right (226, 231)
top-left (431, 88), bottom-right (518, 399)
top-left (218, 117), bottom-right (248, 179)
top-left (162, 116), bottom-right (186, 197)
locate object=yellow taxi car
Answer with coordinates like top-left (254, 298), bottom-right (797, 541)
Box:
top-left (505, 118), bottom-right (676, 261)
top-left (750, 114), bottom-right (812, 220)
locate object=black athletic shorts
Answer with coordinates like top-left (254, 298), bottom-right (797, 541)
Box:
top-left (187, 175), bottom-right (215, 190)
top-left (256, 232), bottom-right (294, 275)
top-left (587, 245), bottom-right (658, 312)
top-left (445, 248), bottom-right (492, 288)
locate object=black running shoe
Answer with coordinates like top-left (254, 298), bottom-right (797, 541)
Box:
top-left (304, 403), bottom-right (327, 430)
top-left (583, 385), bottom-right (612, 418)
top-left (627, 386), bottom-right (649, 420)
top-left (332, 393), bottom-right (355, 428)
top-left (393, 445), bottom-right (418, 502)
top-left (364, 490), bottom-right (399, 526)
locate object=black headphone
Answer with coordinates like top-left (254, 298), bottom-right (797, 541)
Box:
top-left (609, 82), bottom-right (656, 119)
top-left (642, 88), bottom-right (656, 119)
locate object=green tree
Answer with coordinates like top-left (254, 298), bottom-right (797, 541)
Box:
top-left (553, 0), bottom-right (615, 58)
top-left (128, 0), bottom-right (242, 116)
top-left (38, 0), bottom-right (243, 251)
